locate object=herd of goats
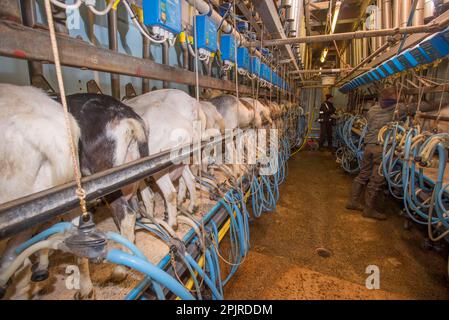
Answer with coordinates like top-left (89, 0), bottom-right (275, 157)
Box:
top-left (0, 84), bottom-right (304, 300)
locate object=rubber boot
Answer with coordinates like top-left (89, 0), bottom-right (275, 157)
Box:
top-left (345, 181), bottom-right (364, 211)
top-left (362, 188), bottom-right (386, 220)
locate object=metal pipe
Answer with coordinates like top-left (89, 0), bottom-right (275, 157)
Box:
top-left (256, 19), bottom-right (449, 46)
top-left (362, 21), bottom-right (368, 59)
top-left (383, 0), bottom-right (392, 29)
top-left (401, 0), bottom-right (411, 27)
top-left (0, 20), bottom-right (276, 95)
top-left (142, 36), bottom-right (150, 93)
top-left (378, 0), bottom-right (384, 46)
top-left (414, 0), bottom-right (425, 26)
top-left (162, 41), bottom-right (169, 88)
top-left (184, 0), bottom-right (245, 46)
top-left (393, 0), bottom-right (400, 28)
top-left (290, 68), bottom-right (370, 74)
top-left (22, 0), bottom-right (44, 88)
top-left (108, 8), bottom-right (120, 99)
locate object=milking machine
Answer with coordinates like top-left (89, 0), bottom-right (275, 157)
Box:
top-left (335, 114), bottom-right (367, 173)
top-left (0, 213), bottom-right (194, 300)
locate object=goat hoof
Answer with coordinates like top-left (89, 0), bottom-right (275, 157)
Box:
top-left (172, 223), bottom-right (179, 232)
top-left (74, 289), bottom-right (96, 300)
top-left (31, 269), bottom-right (49, 283)
top-left (110, 265), bottom-right (128, 283)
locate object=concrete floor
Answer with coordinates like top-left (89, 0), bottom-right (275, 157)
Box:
top-left (223, 150), bottom-right (449, 299)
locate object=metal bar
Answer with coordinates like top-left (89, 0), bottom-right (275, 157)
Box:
top-left (290, 67), bottom-right (371, 74)
top-left (162, 41), bottom-right (169, 88)
top-left (108, 8), bottom-right (120, 99)
top-left (142, 36), bottom-right (150, 93)
top-left (0, 20), bottom-right (264, 95)
top-left (416, 112), bottom-right (449, 122)
top-left (405, 83), bottom-right (449, 94)
top-left (254, 18), bottom-right (449, 46)
top-left (0, 134), bottom-right (226, 240)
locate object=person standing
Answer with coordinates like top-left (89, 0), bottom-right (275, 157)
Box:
top-left (345, 87), bottom-right (398, 220)
top-left (318, 94), bottom-right (336, 150)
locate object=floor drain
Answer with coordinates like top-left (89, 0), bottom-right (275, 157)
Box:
top-left (315, 247), bottom-right (332, 258)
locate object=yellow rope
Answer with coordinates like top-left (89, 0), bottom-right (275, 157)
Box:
top-left (44, 0), bottom-right (87, 217)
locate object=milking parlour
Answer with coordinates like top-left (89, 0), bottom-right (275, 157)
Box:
top-left (1, 0), bottom-right (449, 311)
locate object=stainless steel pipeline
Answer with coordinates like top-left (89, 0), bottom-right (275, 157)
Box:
top-left (414, 0), bottom-right (425, 26)
top-left (393, 0), bottom-right (400, 28)
top-left (401, 0), bottom-right (411, 27)
top-left (383, 0), bottom-right (392, 29)
top-left (378, 0), bottom-right (384, 46)
top-left (256, 18), bottom-right (449, 46)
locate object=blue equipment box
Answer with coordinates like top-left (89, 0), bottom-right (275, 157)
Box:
top-left (409, 45), bottom-right (432, 65)
top-left (237, 47), bottom-right (250, 70)
top-left (220, 34), bottom-right (236, 62)
top-left (194, 15), bottom-right (218, 53)
top-left (386, 57), bottom-right (402, 73)
top-left (397, 51), bottom-right (418, 68)
top-left (390, 57), bottom-right (405, 72)
top-left (143, 0), bottom-right (182, 35)
top-left (362, 74), bottom-right (371, 83)
top-left (380, 62), bottom-right (394, 75)
top-left (375, 67), bottom-right (386, 78)
top-left (251, 56), bottom-right (261, 76)
top-left (261, 63), bottom-right (267, 80)
top-left (419, 30), bottom-right (449, 60)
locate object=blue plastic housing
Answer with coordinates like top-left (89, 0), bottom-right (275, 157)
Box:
top-left (251, 56), bottom-right (261, 76)
top-left (143, 0), bottom-right (182, 35)
top-left (389, 57), bottom-right (405, 72)
top-left (397, 51), bottom-right (418, 69)
top-left (194, 15), bottom-right (218, 53)
top-left (220, 34), bottom-right (236, 62)
top-left (419, 30), bottom-right (449, 60)
top-left (237, 47), bottom-right (250, 70)
top-left (409, 45), bottom-right (432, 65)
top-left (375, 67), bottom-right (386, 78)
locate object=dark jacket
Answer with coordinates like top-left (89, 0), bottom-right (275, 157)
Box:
top-left (318, 100), bottom-right (336, 123)
top-left (364, 103), bottom-right (395, 145)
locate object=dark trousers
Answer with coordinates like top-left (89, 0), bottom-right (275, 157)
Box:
top-left (354, 144), bottom-right (385, 193)
top-left (319, 121), bottom-right (333, 148)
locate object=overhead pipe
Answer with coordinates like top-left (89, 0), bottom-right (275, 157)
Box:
top-left (289, 68), bottom-right (371, 74)
top-left (256, 17), bottom-right (449, 46)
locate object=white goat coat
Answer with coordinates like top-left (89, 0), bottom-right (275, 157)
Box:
top-left (0, 84), bottom-right (80, 204)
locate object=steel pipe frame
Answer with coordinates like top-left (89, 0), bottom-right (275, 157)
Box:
top-left (108, 8), bottom-right (120, 99)
top-left (289, 67), bottom-right (371, 74)
top-left (253, 16), bottom-right (449, 46)
top-left (0, 20), bottom-right (282, 95)
top-left (0, 130), bottom-right (229, 240)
